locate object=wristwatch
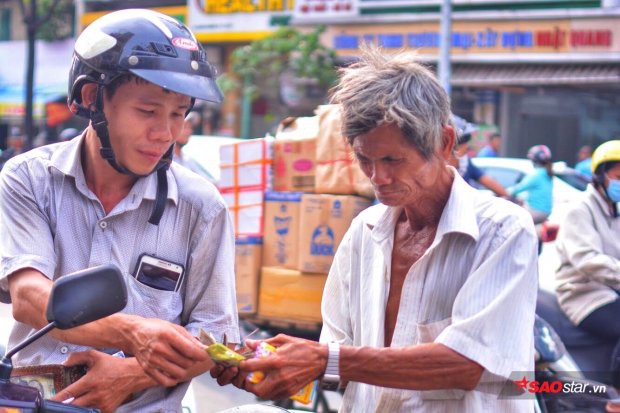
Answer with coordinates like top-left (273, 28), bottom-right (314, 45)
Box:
top-left (320, 342), bottom-right (341, 391)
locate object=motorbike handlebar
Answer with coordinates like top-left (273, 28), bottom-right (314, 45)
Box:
top-left (41, 400), bottom-right (100, 413)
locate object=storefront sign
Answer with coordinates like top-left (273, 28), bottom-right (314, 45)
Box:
top-left (293, 0), bottom-right (357, 19)
top-left (323, 19), bottom-right (619, 55)
top-left (81, 6), bottom-right (187, 29)
top-left (0, 103), bottom-right (45, 119)
top-left (189, 0), bottom-right (294, 42)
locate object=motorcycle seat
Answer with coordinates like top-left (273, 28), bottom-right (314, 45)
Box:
top-left (536, 289), bottom-right (609, 348)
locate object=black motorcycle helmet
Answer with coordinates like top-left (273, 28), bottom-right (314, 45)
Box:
top-left (67, 9), bottom-right (223, 225)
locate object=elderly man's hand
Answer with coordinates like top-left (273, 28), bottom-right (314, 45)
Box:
top-left (209, 364), bottom-right (248, 390)
top-left (239, 334), bottom-right (328, 401)
top-left (127, 318), bottom-right (208, 386)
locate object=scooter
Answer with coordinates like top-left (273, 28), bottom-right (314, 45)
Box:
top-left (537, 290), bottom-right (616, 385)
top-left (0, 264), bottom-right (128, 412)
top-left (534, 314), bottom-right (614, 412)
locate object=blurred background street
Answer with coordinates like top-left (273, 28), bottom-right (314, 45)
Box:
top-left (1, 0), bottom-right (620, 411)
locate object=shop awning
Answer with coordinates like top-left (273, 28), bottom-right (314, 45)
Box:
top-left (451, 64), bottom-right (620, 87)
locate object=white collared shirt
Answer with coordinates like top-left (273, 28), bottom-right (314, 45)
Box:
top-left (320, 172), bottom-right (538, 412)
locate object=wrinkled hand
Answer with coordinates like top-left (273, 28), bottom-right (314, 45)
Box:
top-left (129, 318), bottom-right (208, 387)
top-left (210, 364), bottom-right (247, 390)
top-left (50, 350), bottom-right (144, 413)
top-left (239, 334), bottom-right (327, 401)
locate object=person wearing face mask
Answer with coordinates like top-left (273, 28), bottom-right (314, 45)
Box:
top-left (554, 140), bottom-right (620, 388)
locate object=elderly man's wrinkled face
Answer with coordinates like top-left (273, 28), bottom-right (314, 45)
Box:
top-left (352, 123), bottom-right (451, 207)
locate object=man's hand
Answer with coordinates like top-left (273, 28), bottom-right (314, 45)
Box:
top-left (126, 318), bottom-right (209, 386)
top-left (239, 334), bottom-right (327, 401)
top-left (50, 350), bottom-right (153, 413)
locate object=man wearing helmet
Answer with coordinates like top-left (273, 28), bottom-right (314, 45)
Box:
top-left (555, 140), bottom-right (620, 389)
top-left (0, 9), bottom-right (238, 412)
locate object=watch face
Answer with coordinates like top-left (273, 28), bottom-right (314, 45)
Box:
top-left (320, 377), bottom-right (341, 391)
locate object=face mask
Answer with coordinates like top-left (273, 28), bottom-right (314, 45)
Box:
top-left (606, 177), bottom-right (620, 203)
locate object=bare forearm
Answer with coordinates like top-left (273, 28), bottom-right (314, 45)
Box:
top-left (339, 343), bottom-right (483, 391)
top-left (9, 269), bottom-right (137, 351)
top-left (479, 176), bottom-right (508, 197)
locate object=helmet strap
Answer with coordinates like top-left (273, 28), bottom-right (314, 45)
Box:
top-left (89, 83), bottom-right (173, 226)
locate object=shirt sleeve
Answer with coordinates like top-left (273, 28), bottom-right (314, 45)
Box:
top-left (510, 169), bottom-right (541, 196)
top-left (0, 161), bottom-right (57, 303)
top-left (320, 225), bottom-right (355, 345)
top-left (467, 160), bottom-right (484, 182)
top-left (556, 203), bottom-right (620, 288)
top-left (181, 205), bottom-right (240, 342)
top-left (435, 217), bottom-right (538, 379)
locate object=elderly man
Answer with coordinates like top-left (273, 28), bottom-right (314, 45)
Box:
top-left (212, 46), bottom-right (538, 412)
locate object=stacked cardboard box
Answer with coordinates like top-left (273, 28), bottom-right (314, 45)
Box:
top-left (235, 236), bottom-right (262, 314)
top-left (263, 192), bottom-right (372, 274)
top-left (218, 137), bottom-right (273, 236)
top-left (262, 191), bottom-right (303, 269)
top-left (259, 192), bottom-right (371, 321)
top-left (220, 105), bottom-right (378, 322)
top-left (258, 267), bottom-right (327, 322)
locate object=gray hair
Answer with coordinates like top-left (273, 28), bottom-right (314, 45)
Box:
top-left (330, 45), bottom-right (451, 159)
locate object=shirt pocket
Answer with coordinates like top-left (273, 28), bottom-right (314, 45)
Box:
top-left (124, 272), bottom-right (183, 324)
top-left (416, 317), bottom-right (452, 343)
top-left (415, 317), bottom-right (467, 401)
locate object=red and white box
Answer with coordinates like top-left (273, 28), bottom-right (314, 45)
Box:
top-left (218, 137), bottom-right (273, 191)
top-left (221, 187), bottom-right (264, 236)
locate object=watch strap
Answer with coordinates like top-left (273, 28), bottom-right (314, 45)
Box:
top-left (321, 342), bottom-right (341, 391)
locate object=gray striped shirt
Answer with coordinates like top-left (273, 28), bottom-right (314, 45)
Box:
top-left (320, 172), bottom-right (538, 412)
top-left (0, 135), bottom-right (239, 412)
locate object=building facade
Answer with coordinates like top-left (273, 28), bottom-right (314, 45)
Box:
top-left (292, 0), bottom-right (620, 162)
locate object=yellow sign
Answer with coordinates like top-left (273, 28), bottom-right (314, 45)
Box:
top-left (204, 0), bottom-right (294, 13)
top-left (80, 6), bottom-right (187, 30)
top-left (0, 102), bottom-right (45, 118)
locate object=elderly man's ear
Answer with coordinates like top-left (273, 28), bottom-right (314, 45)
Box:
top-left (441, 125), bottom-right (456, 160)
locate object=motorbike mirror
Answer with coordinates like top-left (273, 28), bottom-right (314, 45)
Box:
top-left (1, 265), bottom-right (127, 381)
top-left (46, 264), bottom-right (127, 329)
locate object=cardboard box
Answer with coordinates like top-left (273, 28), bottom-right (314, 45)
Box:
top-left (258, 266), bottom-right (327, 322)
top-left (272, 138), bottom-right (317, 193)
top-left (315, 105), bottom-right (374, 199)
top-left (262, 191), bottom-right (302, 269)
top-left (219, 137), bottom-right (273, 191)
top-left (221, 189), bottom-right (264, 236)
top-left (235, 236), bottom-right (262, 314)
top-left (298, 194), bottom-right (372, 274)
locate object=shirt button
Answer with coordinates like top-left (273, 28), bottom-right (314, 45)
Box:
top-left (60, 346), bottom-right (68, 354)
top-left (99, 221), bottom-right (107, 229)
